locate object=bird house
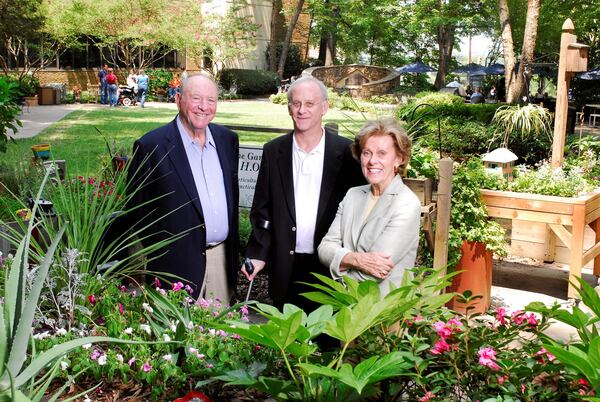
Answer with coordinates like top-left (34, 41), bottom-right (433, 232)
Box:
top-left (567, 43), bottom-right (589, 73)
top-left (482, 148), bottom-right (518, 181)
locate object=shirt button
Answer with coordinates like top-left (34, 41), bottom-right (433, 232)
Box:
top-left (289, 250), bottom-right (294, 255)
top-left (202, 252), bottom-right (206, 256)
top-left (291, 227), bottom-right (296, 231)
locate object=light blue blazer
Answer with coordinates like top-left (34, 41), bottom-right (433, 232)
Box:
top-left (318, 175), bottom-right (421, 296)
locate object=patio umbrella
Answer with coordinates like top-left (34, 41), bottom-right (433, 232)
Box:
top-left (513, 62), bottom-right (556, 77)
top-left (576, 67), bottom-right (600, 80)
top-left (445, 80), bottom-right (463, 88)
top-left (483, 63), bottom-right (505, 75)
top-left (453, 63), bottom-right (486, 74)
top-left (396, 61), bottom-right (437, 73)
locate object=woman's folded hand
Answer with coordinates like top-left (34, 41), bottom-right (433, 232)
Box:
top-left (342, 251), bottom-right (393, 279)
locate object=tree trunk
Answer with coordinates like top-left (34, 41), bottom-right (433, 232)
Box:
top-left (434, 24), bottom-right (455, 89)
top-left (277, 0), bottom-right (304, 78)
top-left (317, 1), bottom-right (337, 66)
top-left (500, 0), bottom-right (542, 103)
top-left (268, 0), bottom-right (283, 72)
top-left (498, 0), bottom-right (516, 102)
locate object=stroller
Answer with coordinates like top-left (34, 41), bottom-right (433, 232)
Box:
top-left (118, 86), bottom-right (137, 106)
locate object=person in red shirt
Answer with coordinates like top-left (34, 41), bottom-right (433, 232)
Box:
top-left (169, 73), bottom-right (181, 101)
top-left (106, 68), bottom-right (119, 107)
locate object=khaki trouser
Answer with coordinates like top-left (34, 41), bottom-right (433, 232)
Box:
top-left (198, 243), bottom-right (232, 303)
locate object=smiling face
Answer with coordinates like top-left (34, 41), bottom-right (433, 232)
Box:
top-left (287, 80), bottom-right (328, 136)
top-left (176, 75), bottom-right (218, 137)
top-left (360, 134), bottom-right (403, 195)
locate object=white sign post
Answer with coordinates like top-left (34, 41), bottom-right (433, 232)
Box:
top-left (238, 145), bottom-right (263, 208)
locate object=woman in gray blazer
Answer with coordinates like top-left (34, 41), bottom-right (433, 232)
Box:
top-left (318, 118), bottom-right (421, 296)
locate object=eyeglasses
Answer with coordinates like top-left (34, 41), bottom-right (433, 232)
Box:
top-left (289, 101), bottom-right (321, 110)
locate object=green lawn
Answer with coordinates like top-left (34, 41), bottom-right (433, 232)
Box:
top-left (5, 101), bottom-right (374, 176)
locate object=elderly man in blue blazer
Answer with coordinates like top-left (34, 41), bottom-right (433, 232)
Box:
top-left (127, 74), bottom-right (239, 302)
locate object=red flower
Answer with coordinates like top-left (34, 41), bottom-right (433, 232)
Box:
top-left (173, 391), bottom-right (212, 402)
top-left (87, 294), bottom-right (96, 305)
top-left (118, 303), bottom-right (124, 315)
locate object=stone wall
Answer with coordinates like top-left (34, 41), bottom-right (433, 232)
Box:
top-left (303, 64), bottom-right (399, 97)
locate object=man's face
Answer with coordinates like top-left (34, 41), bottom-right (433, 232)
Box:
top-left (176, 76), bottom-right (218, 134)
top-left (287, 81), bottom-right (328, 135)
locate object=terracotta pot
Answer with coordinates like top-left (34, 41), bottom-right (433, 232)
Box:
top-left (446, 240), bottom-right (492, 314)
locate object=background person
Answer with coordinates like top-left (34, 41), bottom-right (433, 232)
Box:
top-left (127, 74), bottom-right (239, 302)
top-left (169, 73), bottom-right (181, 101)
top-left (98, 64), bottom-right (108, 104)
top-left (242, 76), bottom-right (364, 312)
top-left (106, 67), bottom-right (118, 107)
top-left (318, 118), bottom-right (421, 296)
top-left (126, 69), bottom-right (138, 92)
top-left (137, 70), bottom-right (149, 108)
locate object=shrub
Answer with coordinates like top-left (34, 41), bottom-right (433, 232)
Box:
top-left (0, 76), bottom-right (22, 153)
top-left (218, 69), bottom-right (277, 95)
top-left (269, 92), bottom-right (287, 105)
top-left (146, 69), bottom-right (173, 96)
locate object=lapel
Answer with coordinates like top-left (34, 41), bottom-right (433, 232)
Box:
top-left (210, 123), bottom-right (233, 220)
top-left (316, 130), bottom-right (345, 227)
top-left (353, 176), bottom-right (403, 244)
top-left (165, 119), bottom-right (204, 218)
top-left (276, 132), bottom-right (296, 222)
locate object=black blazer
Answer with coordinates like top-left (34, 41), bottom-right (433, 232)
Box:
top-left (246, 128), bottom-right (364, 304)
top-left (127, 118), bottom-right (239, 298)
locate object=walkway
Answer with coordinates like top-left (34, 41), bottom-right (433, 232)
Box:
top-left (10, 104), bottom-right (103, 139)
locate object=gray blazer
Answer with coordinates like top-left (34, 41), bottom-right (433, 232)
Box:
top-left (318, 175), bottom-right (421, 296)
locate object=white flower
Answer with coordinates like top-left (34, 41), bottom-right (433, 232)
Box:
top-left (162, 354), bottom-right (173, 363)
top-left (187, 321), bottom-right (194, 330)
top-left (33, 331), bottom-right (50, 340)
top-left (139, 324), bottom-right (151, 335)
top-left (60, 361), bottom-right (69, 371)
top-left (116, 354), bottom-right (124, 363)
top-left (208, 328), bottom-right (216, 336)
top-left (142, 303), bottom-right (154, 314)
top-left (188, 347), bottom-right (198, 354)
top-left (56, 328), bottom-right (67, 336)
top-left (84, 395), bottom-right (91, 402)
top-left (82, 343), bottom-right (92, 350)
top-left (163, 333), bottom-right (171, 342)
top-left (170, 323), bottom-right (177, 332)
top-left (97, 354), bottom-right (107, 366)
top-left (124, 327), bottom-right (133, 335)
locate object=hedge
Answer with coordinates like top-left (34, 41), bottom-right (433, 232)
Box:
top-left (219, 69), bottom-right (278, 95)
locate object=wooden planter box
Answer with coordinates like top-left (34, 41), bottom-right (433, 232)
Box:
top-left (481, 189), bottom-right (600, 298)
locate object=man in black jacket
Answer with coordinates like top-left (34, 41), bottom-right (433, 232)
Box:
top-left (242, 76), bottom-right (363, 311)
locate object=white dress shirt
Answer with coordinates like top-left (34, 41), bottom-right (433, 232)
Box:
top-left (292, 129), bottom-right (325, 253)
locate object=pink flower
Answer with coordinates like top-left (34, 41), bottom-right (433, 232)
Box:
top-left (118, 303), bottom-right (124, 315)
top-left (447, 317), bottom-right (462, 328)
top-left (478, 347), bottom-right (501, 371)
top-left (240, 305), bottom-right (249, 316)
top-left (526, 313), bottom-right (538, 326)
top-left (172, 282), bottom-right (184, 291)
top-left (185, 284), bottom-right (194, 294)
top-left (153, 277), bottom-right (162, 287)
top-left (433, 321), bottom-right (452, 339)
top-left (142, 362), bottom-right (152, 372)
top-left (497, 374), bottom-right (509, 384)
top-left (206, 363), bottom-right (214, 369)
top-left (87, 294), bottom-right (96, 305)
top-left (128, 357), bottom-right (136, 367)
top-left (512, 310), bottom-right (525, 325)
top-left (496, 306), bottom-right (508, 326)
top-left (431, 338), bottom-right (450, 355)
top-left (118, 285), bottom-right (127, 292)
top-left (418, 391), bottom-right (435, 402)
top-left (198, 299), bottom-right (211, 308)
top-left (90, 349), bottom-right (102, 360)
top-left (253, 345), bottom-right (261, 353)
top-left (535, 347), bottom-right (556, 363)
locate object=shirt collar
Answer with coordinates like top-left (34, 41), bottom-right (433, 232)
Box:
top-left (176, 116), bottom-right (215, 149)
top-left (292, 127), bottom-right (325, 155)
